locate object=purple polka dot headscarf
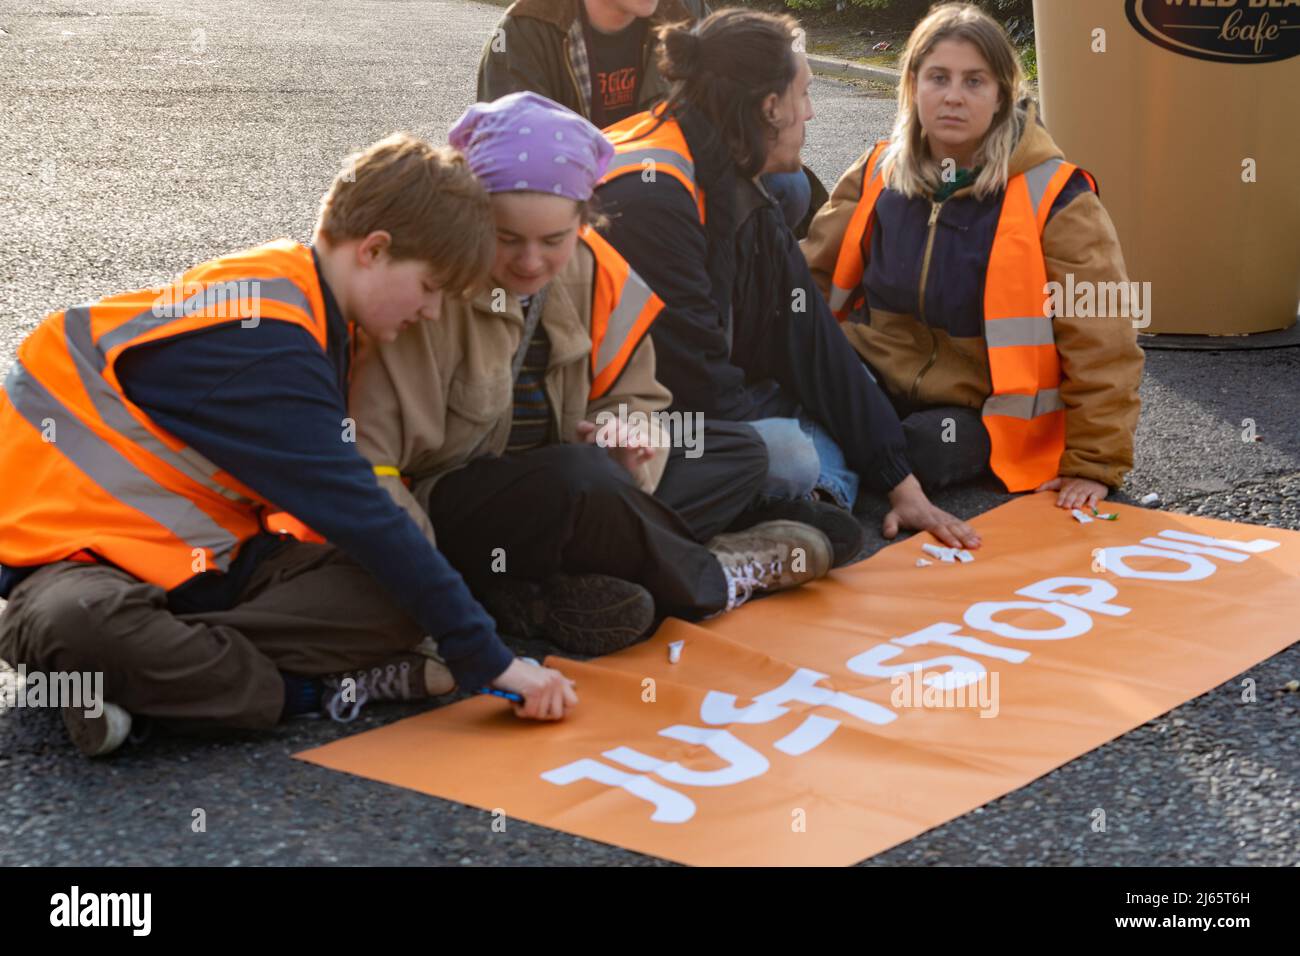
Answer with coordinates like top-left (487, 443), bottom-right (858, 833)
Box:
top-left (448, 91), bottom-right (614, 201)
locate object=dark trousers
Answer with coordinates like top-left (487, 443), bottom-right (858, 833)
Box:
top-left (424, 426), bottom-right (767, 619)
top-left (888, 395), bottom-right (992, 493)
top-left (0, 543), bottom-right (422, 729)
top-left (653, 418), bottom-right (770, 541)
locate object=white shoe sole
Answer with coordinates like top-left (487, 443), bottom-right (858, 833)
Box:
top-left (62, 701), bottom-right (132, 757)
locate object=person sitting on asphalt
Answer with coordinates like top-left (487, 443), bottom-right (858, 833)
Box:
top-left (349, 92), bottom-right (838, 657)
top-left (0, 134), bottom-right (579, 759)
top-left (594, 8), bottom-right (982, 551)
top-left (476, 0), bottom-right (820, 234)
top-left (802, 2), bottom-right (1142, 509)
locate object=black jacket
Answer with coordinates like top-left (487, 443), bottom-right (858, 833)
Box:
top-left (597, 107), bottom-right (912, 493)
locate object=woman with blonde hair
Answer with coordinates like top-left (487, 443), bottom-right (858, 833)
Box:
top-left (803, 2), bottom-right (1142, 511)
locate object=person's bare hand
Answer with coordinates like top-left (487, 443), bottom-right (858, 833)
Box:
top-left (491, 658), bottom-right (579, 721)
top-left (883, 474), bottom-right (981, 549)
top-left (576, 419), bottom-right (655, 476)
top-left (1036, 476), bottom-right (1109, 512)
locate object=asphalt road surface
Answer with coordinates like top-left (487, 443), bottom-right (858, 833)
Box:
top-left (0, 0), bottom-right (1296, 866)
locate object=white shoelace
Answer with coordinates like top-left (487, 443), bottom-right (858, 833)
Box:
top-left (325, 661), bottom-right (415, 723)
top-left (722, 556), bottom-right (785, 611)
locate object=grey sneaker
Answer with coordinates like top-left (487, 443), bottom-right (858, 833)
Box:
top-left (63, 701), bottom-right (132, 758)
top-left (477, 573), bottom-right (656, 656)
top-left (707, 519), bottom-right (833, 611)
top-left (322, 653), bottom-right (454, 723)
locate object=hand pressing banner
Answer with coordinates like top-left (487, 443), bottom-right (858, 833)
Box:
top-left (297, 493), bottom-right (1299, 866)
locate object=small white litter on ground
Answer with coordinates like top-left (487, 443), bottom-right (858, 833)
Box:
top-left (1140, 492), bottom-right (1160, 506)
top-left (667, 640), bottom-right (684, 664)
top-left (1072, 509), bottom-right (1093, 524)
top-left (916, 558), bottom-right (932, 567)
top-left (921, 543), bottom-right (973, 564)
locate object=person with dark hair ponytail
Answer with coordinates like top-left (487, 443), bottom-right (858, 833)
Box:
top-left (597, 8), bottom-right (981, 554)
top-left (475, 0), bottom-right (817, 231)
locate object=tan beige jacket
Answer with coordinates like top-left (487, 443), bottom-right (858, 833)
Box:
top-left (350, 241), bottom-right (672, 542)
top-left (801, 104), bottom-right (1144, 488)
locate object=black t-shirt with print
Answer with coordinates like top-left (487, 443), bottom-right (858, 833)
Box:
top-left (579, 6), bottom-right (647, 129)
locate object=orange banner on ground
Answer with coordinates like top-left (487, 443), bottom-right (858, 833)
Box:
top-left (297, 494), bottom-right (1300, 865)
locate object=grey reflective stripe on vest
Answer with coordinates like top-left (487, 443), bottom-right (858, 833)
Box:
top-left (612, 147), bottom-right (697, 194)
top-left (828, 286), bottom-right (852, 311)
top-left (984, 388), bottom-right (1063, 420)
top-left (867, 153), bottom-right (885, 186)
top-left (593, 269), bottom-right (656, 379)
top-left (984, 315), bottom-right (1055, 348)
top-left (95, 277), bottom-right (314, 366)
top-left (1023, 156), bottom-right (1065, 218)
top-left (63, 307), bottom-right (250, 503)
top-left (4, 361), bottom-right (238, 570)
top-left (982, 159), bottom-right (1069, 431)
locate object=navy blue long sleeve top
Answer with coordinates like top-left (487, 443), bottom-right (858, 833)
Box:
top-left (2, 251), bottom-right (513, 690)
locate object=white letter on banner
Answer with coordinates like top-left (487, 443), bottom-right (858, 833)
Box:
top-left (1141, 538), bottom-right (1247, 562)
top-left (700, 667), bottom-right (896, 726)
top-left (772, 715), bottom-right (841, 756)
top-left (847, 643), bottom-right (986, 690)
top-left (541, 758), bottom-right (696, 823)
top-left (698, 667), bottom-right (895, 759)
top-left (964, 600), bottom-right (1093, 640)
top-left (603, 726), bottom-right (769, 786)
top-left (1098, 530), bottom-right (1280, 582)
top-left (891, 622), bottom-right (1030, 663)
top-left (1096, 546), bottom-right (1215, 582)
top-left (1156, 530), bottom-right (1279, 555)
top-left (1016, 577), bottom-right (1131, 618)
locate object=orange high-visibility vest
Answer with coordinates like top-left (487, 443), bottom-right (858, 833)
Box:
top-left (0, 240), bottom-right (330, 589)
top-left (582, 226), bottom-right (663, 400)
top-left (325, 228), bottom-right (664, 543)
top-left (828, 141), bottom-right (1097, 493)
top-left (258, 237), bottom-right (663, 544)
top-left (600, 106), bottom-right (706, 225)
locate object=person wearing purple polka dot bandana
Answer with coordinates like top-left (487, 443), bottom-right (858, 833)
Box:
top-left (450, 91), bottom-right (614, 208)
top-left (447, 92), bottom-right (613, 300)
top-left (348, 91), bottom-right (837, 674)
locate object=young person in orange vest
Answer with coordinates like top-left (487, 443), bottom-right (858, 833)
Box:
top-left (350, 93), bottom-right (835, 655)
top-left (0, 134), bottom-right (578, 757)
top-left (595, 9), bottom-right (981, 551)
top-left (476, 0), bottom-right (821, 234)
top-left (802, 3), bottom-right (1142, 508)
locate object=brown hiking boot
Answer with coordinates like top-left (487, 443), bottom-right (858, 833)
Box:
top-left (541, 573), bottom-right (656, 656)
top-left (322, 653), bottom-right (454, 723)
top-left (476, 573), bottom-right (656, 656)
top-left (733, 497), bottom-right (867, 567)
top-left (707, 519), bottom-right (833, 611)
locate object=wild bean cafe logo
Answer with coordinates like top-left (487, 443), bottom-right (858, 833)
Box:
top-left (1126, 0), bottom-right (1300, 64)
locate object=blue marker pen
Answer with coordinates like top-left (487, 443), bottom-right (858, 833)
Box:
top-left (478, 687), bottom-right (524, 704)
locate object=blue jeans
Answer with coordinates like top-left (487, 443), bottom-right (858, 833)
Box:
top-left (747, 413), bottom-right (860, 510)
top-left (761, 169), bottom-right (812, 232)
